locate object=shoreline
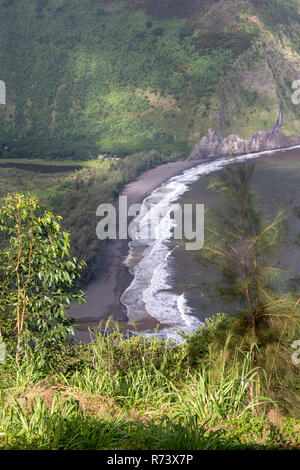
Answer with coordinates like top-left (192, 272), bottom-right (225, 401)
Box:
top-left (70, 159), bottom-right (199, 341)
top-left (70, 144), bottom-right (300, 343)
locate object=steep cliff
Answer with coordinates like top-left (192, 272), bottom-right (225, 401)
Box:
top-left (1, 0), bottom-right (300, 159)
top-left (189, 108), bottom-right (300, 160)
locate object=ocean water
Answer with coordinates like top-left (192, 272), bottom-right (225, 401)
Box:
top-left (121, 147), bottom-right (300, 342)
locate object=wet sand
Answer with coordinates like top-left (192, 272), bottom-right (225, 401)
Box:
top-left (70, 160), bottom-right (198, 341)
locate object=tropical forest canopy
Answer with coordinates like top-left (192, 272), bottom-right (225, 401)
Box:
top-left (1, 0), bottom-right (300, 159)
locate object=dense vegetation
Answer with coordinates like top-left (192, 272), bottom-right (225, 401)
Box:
top-left (2, 0), bottom-right (300, 282)
top-left (0, 152), bottom-right (168, 283)
top-left (0, 172), bottom-right (298, 450)
top-left (1, 0), bottom-right (300, 159)
top-left (0, 1), bottom-right (299, 451)
top-left (0, 194), bottom-right (85, 358)
top-left (0, 321), bottom-right (299, 450)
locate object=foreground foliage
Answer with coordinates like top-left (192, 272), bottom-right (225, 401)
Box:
top-left (0, 164), bottom-right (298, 450)
top-left (0, 194), bottom-right (85, 359)
top-left (0, 323), bottom-right (299, 450)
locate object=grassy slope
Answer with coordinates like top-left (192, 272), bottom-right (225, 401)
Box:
top-left (0, 329), bottom-right (299, 450)
top-left (1, 0), bottom-right (300, 159)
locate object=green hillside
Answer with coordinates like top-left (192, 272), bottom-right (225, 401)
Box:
top-left (1, 0), bottom-right (300, 160)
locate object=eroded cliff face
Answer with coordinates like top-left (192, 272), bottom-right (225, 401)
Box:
top-left (1, 1), bottom-right (300, 159)
top-left (189, 109), bottom-right (300, 160)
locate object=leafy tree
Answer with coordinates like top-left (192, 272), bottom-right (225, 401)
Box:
top-left (0, 194), bottom-right (85, 361)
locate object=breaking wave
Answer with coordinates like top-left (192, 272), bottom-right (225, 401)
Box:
top-left (121, 147), bottom-right (300, 341)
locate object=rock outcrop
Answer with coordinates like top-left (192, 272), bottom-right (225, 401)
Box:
top-left (189, 108), bottom-right (300, 160)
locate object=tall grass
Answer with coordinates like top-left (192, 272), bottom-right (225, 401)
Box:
top-left (114, 367), bottom-right (173, 409)
top-left (0, 392), bottom-right (241, 450)
top-left (59, 327), bottom-right (269, 421)
top-left (0, 393), bottom-right (129, 450)
top-left (173, 351), bottom-right (270, 425)
top-left (0, 357), bottom-right (45, 391)
top-left (61, 364), bottom-right (173, 409)
top-left (0, 325), bottom-right (298, 450)
top-left (133, 415), bottom-right (239, 450)
top-left (61, 322), bottom-right (180, 409)
top-left (59, 367), bottom-right (114, 395)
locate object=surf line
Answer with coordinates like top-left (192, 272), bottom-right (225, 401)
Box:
top-left (121, 146), bottom-right (300, 342)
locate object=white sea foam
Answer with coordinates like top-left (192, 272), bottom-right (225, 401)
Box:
top-left (121, 146), bottom-right (300, 342)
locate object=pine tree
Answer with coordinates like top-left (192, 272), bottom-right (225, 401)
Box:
top-left (197, 163), bottom-right (300, 408)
